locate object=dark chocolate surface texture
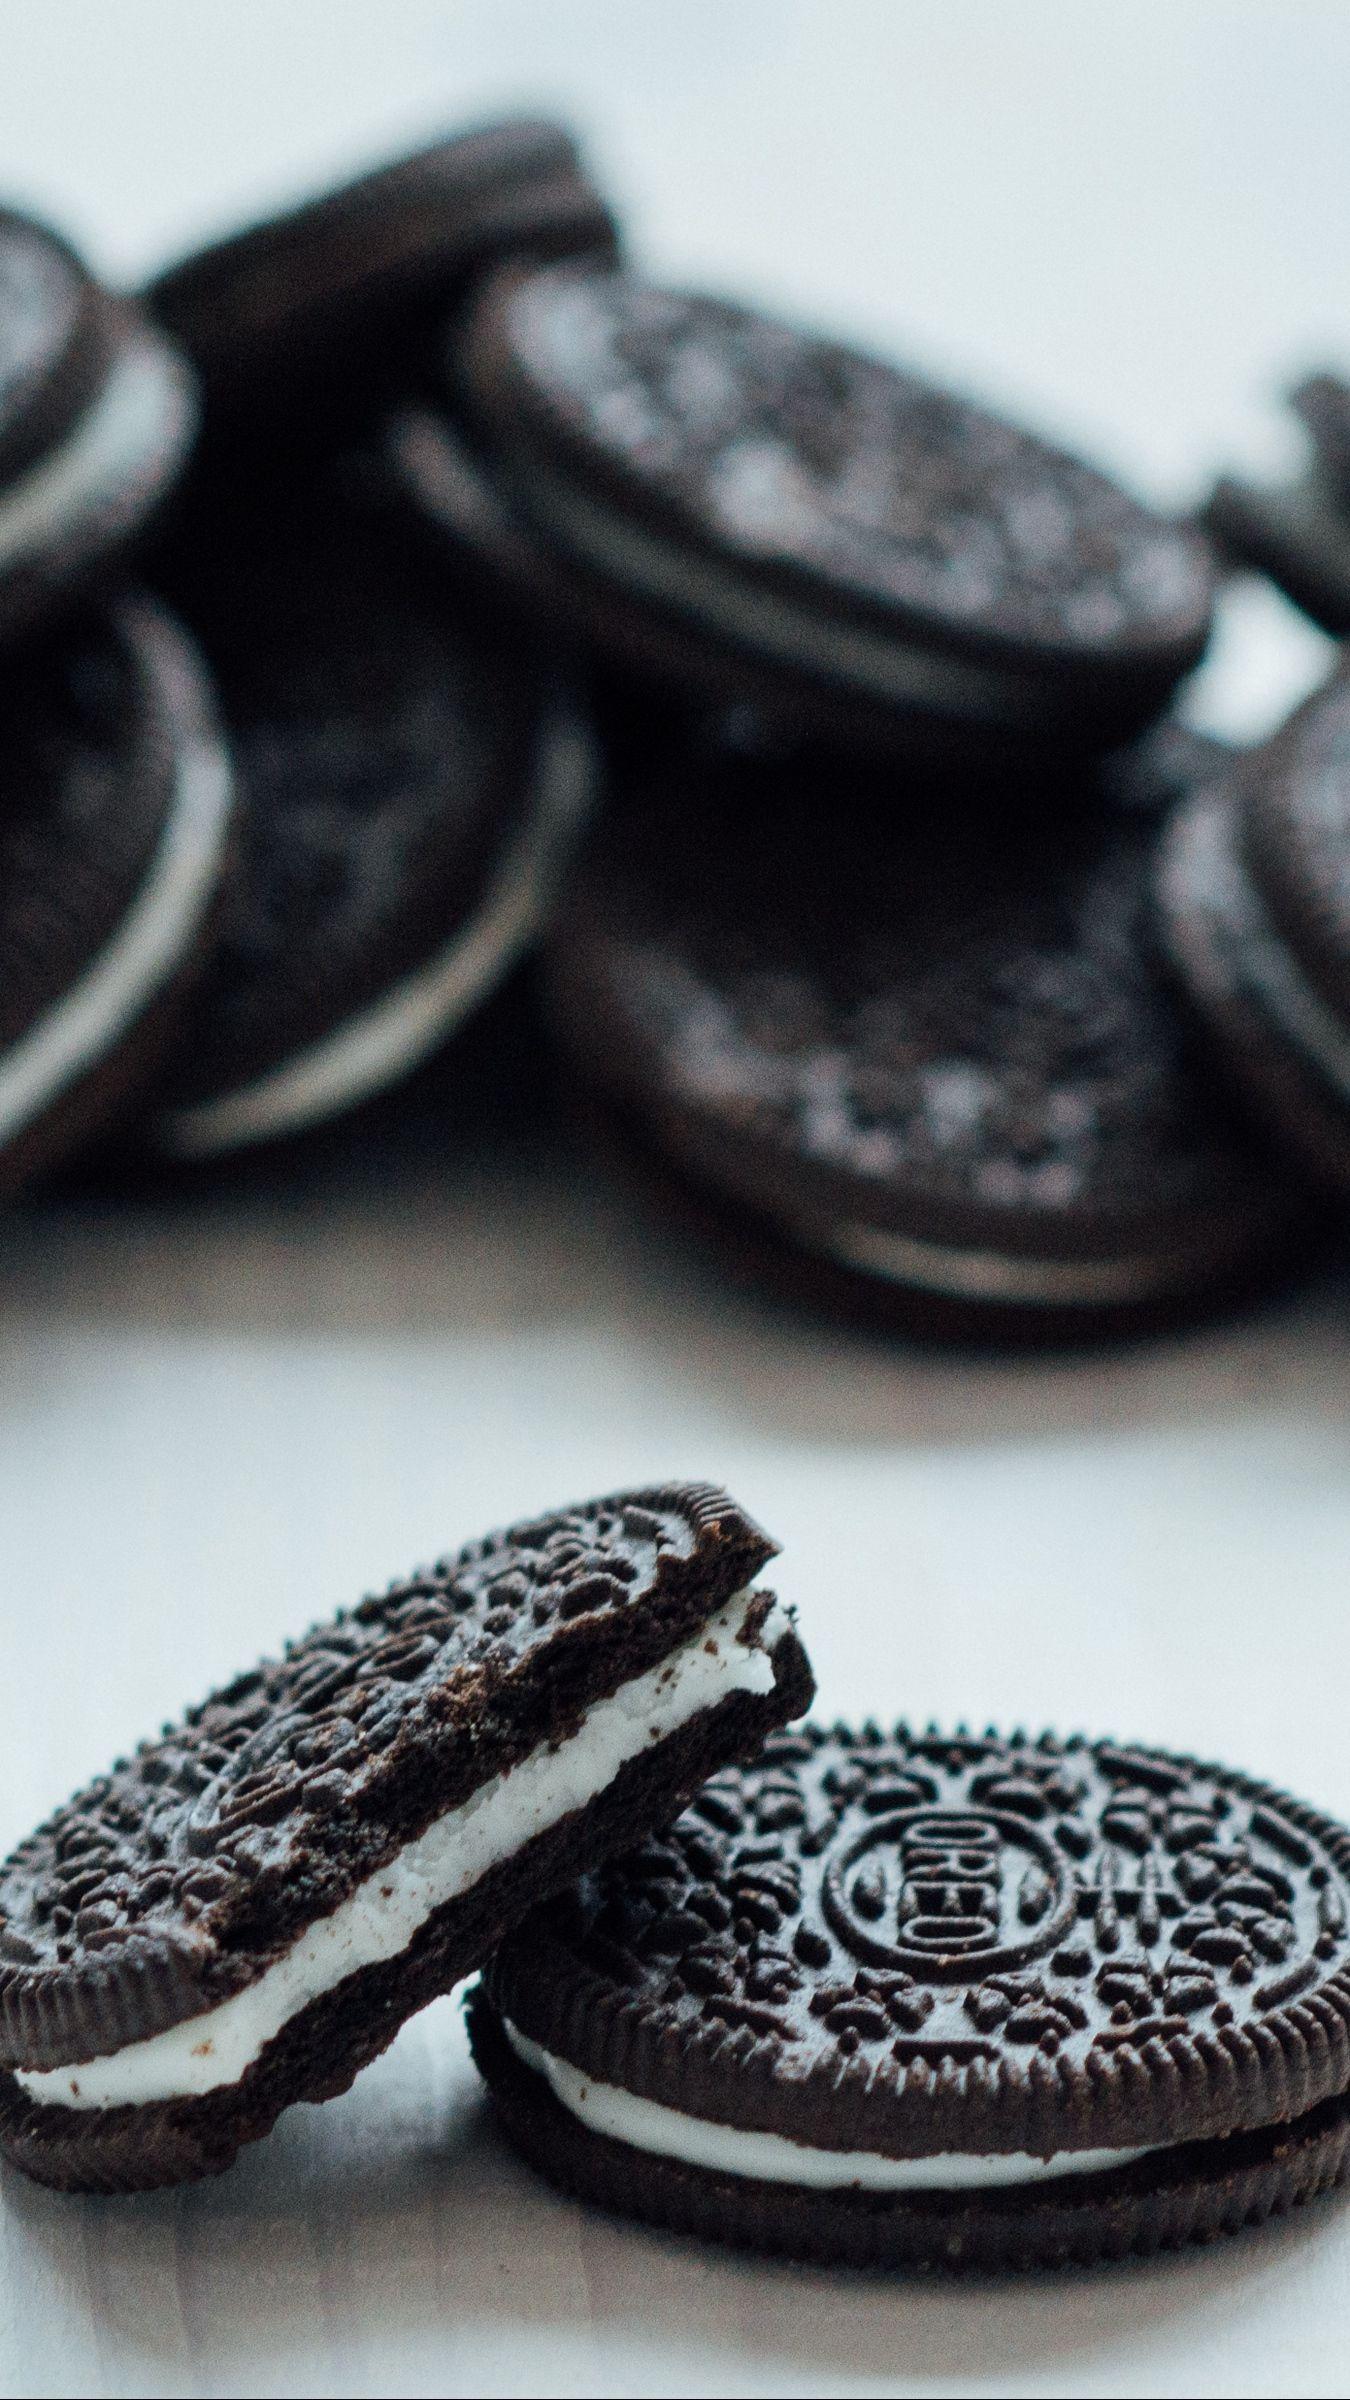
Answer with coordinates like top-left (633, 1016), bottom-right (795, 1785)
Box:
top-left (488, 1723), bottom-right (1350, 2159)
top-left (0, 1484), bottom-right (775, 2073)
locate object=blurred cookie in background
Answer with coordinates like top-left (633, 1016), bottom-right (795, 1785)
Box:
top-left (1159, 663), bottom-right (1350, 1198)
top-left (1207, 370), bottom-right (1350, 635)
top-left (0, 598), bottom-right (234, 1195)
top-left (147, 468), bottom-right (596, 1161)
top-left (392, 261), bottom-right (1217, 764)
top-left (149, 118), bottom-right (619, 454)
top-left (0, 206), bottom-right (194, 645)
top-left (546, 722), bottom-right (1314, 1342)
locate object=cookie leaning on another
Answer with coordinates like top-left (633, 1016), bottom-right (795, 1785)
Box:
top-left (0, 1485), bottom-right (811, 2192)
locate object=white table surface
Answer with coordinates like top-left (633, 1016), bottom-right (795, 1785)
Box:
top-left (1, 6), bottom-right (1349, 2394)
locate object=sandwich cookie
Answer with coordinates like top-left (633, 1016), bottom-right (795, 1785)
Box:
top-left (471, 1722), bottom-right (1350, 2272)
top-left (0, 1483), bottom-right (812, 2191)
top-left (1206, 373), bottom-right (1350, 635)
top-left (0, 597), bottom-right (233, 1195)
top-left (1158, 665), bottom-right (1350, 1195)
top-left (394, 262), bottom-right (1216, 759)
top-left (149, 118), bottom-right (617, 445)
top-left (0, 207), bottom-right (195, 644)
top-left (150, 476), bottom-right (596, 1157)
top-left (546, 731), bottom-right (1305, 1341)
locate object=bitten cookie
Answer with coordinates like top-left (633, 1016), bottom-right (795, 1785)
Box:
top-left (149, 470), bottom-right (595, 1157)
top-left (0, 597), bottom-right (234, 1194)
top-left (149, 117), bottom-right (617, 443)
top-left (471, 1722), bottom-right (1350, 2272)
top-left (1158, 664), bottom-right (1350, 1195)
top-left (0, 207), bottom-right (194, 643)
top-left (546, 728), bottom-right (1307, 1341)
top-left (393, 261), bottom-right (1216, 758)
top-left (0, 1484), bottom-right (812, 2192)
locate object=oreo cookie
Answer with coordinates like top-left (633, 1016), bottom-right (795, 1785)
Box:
top-left (394, 262), bottom-right (1216, 759)
top-left (546, 729), bottom-right (1305, 1341)
top-left (1291, 373), bottom-right (1350, 500)
top-left (471, 1722), bottom-right (1350, 2272)
top-left (1158, 666), bottom-right (1350, 1195)
top-left (148, 472), bottom-right (595, 1157)
top-left (0, 1483), bottom-right (812, 2192)
top-left (150, 118), bottom-right (617, 444)
top-left (1206, 373), bottom-right (1350, 636)
top-left (0, 597), bottom-right (233, 1195)
top-left (0, 207), bottom-right (194, 644)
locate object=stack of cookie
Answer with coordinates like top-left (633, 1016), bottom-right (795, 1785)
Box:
top-left (0, 115), bottom-right (1346, 1345)
top-left (2, 1480), bottom-right (1348, 2277)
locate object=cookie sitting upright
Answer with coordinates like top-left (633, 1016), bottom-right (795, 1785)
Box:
top-left (147, 468), bottom-right (595, 1157)
top-left (1207, 371), bottom-right (1350, 635)
top-left (1158, 664), bottom-right (1350, 1196)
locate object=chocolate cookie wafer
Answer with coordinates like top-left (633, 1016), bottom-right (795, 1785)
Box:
top-left (0, 597), bottom-right (233, 1194)
top-left (1207, 372), bottom-right (1350, 634)
top-left (546, 728), bottom-right (1307, 1341)
top-left (0, 207), bottom-right (194, 644)
top-left (395, 261), bottom-right (1216, 759)
top-left (148, 469), bottom-right (595, 1156)
top-left (150, 117), bottom-right (617, 446)
top-left (0, 1484), bottom-right (811, 2192)
top-left (1158, 663), bottom-right (1350, 1195)
top-left (472, 1723), bottom-right (1350, 2271)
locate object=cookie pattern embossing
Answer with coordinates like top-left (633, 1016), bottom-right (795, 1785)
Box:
top-left (511, 1728), bottom-right (1350, 2090)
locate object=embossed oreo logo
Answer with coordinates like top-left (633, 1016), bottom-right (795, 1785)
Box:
top-left (822, 1806), bottom-right (1077, 1981)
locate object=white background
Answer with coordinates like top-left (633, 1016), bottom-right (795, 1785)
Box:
top-left (1, 5), bottom-right (1349, 2395)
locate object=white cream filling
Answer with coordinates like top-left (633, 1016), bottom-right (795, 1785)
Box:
top-left (15, 1590), bottom-right (788, 2112)
top-left (503, 2020), bottom-right (1156, 2195)
top-left (511, 463), bottom-right (1075, 728)
top-left (0, 331), bottom-right (191, 573)
top-left (0, 605), bottom-right (234, 1148)
top-left (814, 1217), bottom-right (1192, 1307)
top-left (156, 703), bottom-right (595, 1156)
